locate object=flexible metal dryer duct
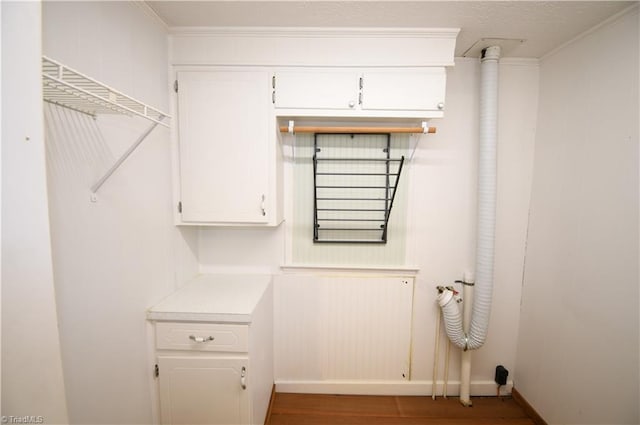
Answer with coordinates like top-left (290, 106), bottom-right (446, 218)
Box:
top-left (437, 46), bottom-right (500, 402)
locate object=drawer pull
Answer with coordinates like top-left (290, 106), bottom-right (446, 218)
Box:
top-left (189, 335), bottom-right (215, 343)
top-left (241, 366), bottom-right (247, 390)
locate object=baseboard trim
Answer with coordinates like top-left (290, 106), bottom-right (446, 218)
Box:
top-left (512, 387), bottom-right (548, 425)
top-left (275, 380), bottom-right (513, 396)
top-left (264, 384), bottom-right (276, 425)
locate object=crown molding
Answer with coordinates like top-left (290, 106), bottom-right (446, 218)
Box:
top-left (133, 0), bottom-right (170, 32)
top-left (169, 26), bottom-right (460, 39)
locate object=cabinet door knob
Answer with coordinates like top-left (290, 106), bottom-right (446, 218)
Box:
top-left (348, 100), bottom-right (356, 108)
top-left (240, 366), bottom-right (247, 390)
top-left (188, 335), bottom-right (214, 343)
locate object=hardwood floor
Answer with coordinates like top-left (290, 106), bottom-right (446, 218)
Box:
top-left (266, 393), bottom-right (536, 425)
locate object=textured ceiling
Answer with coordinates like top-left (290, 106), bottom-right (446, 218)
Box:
top-left (145, 1), bottom-right (634, 57)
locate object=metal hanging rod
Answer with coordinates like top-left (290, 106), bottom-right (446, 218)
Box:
top-left (318, 208), bottom-right (387, 212)
top-left (316, 157), bottom-right (403, 162)
top-left (314, 239), bottom-right (387, 244)
top-left (317, 228), bottom-right (384, 231)
top-left (281, 122), bottom-right (436, 134)
top-left (317, 197), bottom-right (392, 201)
top-left (317, 218), bottom-right (386, 222)
top-left (316, 172), bottom-right (399, 176)
top-left (316, 185), bottom-right (390, 189)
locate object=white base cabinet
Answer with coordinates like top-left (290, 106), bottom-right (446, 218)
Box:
top-left (148, 275), bottom-right (274, 425)
top-left (158, 356), bottom-right (250, 425)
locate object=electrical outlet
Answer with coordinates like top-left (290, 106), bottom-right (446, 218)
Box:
top-left (495, 365), bottom-right (508, 386)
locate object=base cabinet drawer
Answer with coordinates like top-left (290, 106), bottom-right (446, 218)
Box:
top-left (156, 322), bottom-right (249, 352)
top-left (158, 356), bottom-right (250, 425)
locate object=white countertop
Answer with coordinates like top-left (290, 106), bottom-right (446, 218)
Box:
top-left (146, 274), bottom-right (272, 323)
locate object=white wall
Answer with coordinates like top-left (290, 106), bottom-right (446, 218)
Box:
top-left (198, 58), bottom-right (539, 394)
top-left (42, 2), bottom-right (197, 423)
top-left (1, 2), bottom-right (69, 422)
top-left (515, 6), bottom-right (639, 424)
top-left (28, 4), bottom-right (639, 420)
top-left (1, 0), bottom-right (4, 414)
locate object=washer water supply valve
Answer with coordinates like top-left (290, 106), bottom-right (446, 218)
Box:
top-left (436, 285), bottom-right (462, 303)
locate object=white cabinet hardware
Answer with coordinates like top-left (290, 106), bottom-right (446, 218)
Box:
top-left (189, 335), bottom-right (215, 343)
top-left (240, 366), bottom-right (247, 390)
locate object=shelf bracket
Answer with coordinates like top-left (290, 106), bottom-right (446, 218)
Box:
top-left (408, 121), bottom-right (430, 161)
top-left (90, 116), bottom-right (165, 201)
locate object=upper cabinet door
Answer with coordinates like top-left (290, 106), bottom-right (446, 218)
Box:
top-left (177, 70), bottom-right (272, 224)
top-left (274, 70), bottom-right (360, 110)
top-left (273, 67), bottom-right (447, 117)
top-left (361, 68), bottom-right (447, 111)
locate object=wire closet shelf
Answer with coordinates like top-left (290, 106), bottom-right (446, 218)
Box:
top-left (42, 56), bottom-right (169, 126)
top-left (41, 56), bottom-right (171, 199)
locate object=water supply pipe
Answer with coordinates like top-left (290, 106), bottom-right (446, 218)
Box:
top-left (432, 312), bottom-right (442, 400)
top-left (443, 337), bottom-right (451, 398)
top-left (459, 272), bottom-right (475, 406)
top-left (436, 45), bottom-right (501, 406)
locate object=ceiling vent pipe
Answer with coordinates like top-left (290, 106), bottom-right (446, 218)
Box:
top-left (437, 45), bottom-right (500, 405)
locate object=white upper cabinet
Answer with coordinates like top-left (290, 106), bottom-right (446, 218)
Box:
top-left (169, 28), bottom-right (457, 226)
top-left (274, 70), bottom-right (360, 110)
top-left (273, 67), bottom-right (447, 118)
top-left (175, 69), bottom-right (282, 226)
top-left (361, 68), bottom-right (446, 112)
